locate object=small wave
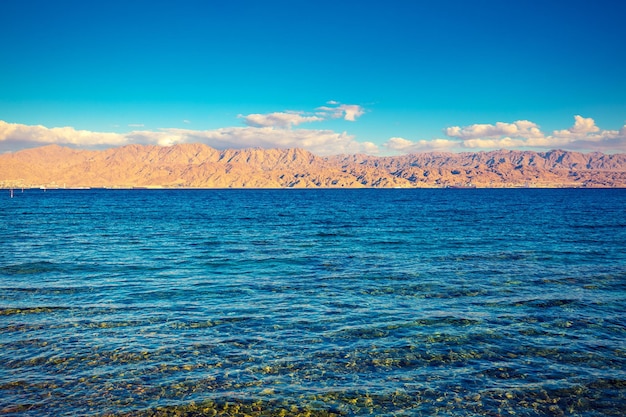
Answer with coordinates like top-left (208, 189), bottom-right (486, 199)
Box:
top-left (516, 298), bottom-right (579, 308)
top-left (440, 251), bottom-right (538, 263)
top-left (571, 223), bottom-right (626, 229)
top-left (0, 306), bottom-right (70, 316)
top-left (411, 316), bottom-right (482, 327)
top-left (0, 261), bottom-right (62, 275)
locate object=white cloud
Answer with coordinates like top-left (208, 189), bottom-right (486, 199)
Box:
top-left (240, 102), bottom-right (366, 129)
top-left (359, 141), bottom-right (380, 155)
top-left (0, 120), bottom-right (128, 147)
top-left (384, 116), bottom-right (626, 154)
top-left (462, 137), bottom-right (527, 149)
top-left (339, 104), bottom-right (366, 122)
top-left (445, 120), bottom-right (543, 140)
top-left (157, 127), bottom-right (377, 155)
top-left (384, 137), bottom-right (459, 153)
top-left (240, 112), bottom-right (323, 128)
top-left (552, 115), bottom-right (599, 138)
top-left (316, 102), bottom-right (365, 122)
top-left (0, 120), bottom-right (378, 156)
top-left (449, 116), bottom-right (626, 152)
top-left (0, 101), bottom-right (375, 155)
top-left (3, 115), bottom-right (625, 156)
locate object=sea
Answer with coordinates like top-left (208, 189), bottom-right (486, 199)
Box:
top-left (1, 188), bottom-right (625, 416)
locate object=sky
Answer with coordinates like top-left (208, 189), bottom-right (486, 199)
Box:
top-left (1, 0), bottom-right (625, 155)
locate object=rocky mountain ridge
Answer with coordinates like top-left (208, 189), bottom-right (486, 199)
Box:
top-left (2, 144), bottom-right (626, 188)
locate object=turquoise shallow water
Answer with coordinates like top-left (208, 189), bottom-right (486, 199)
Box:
top-left (1, 188), bottom-right (625, 416)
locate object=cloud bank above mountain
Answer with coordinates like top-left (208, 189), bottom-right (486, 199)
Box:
top-left (384, 116), bottom-right (626, 154)
top-left (1, 102), bottom-right (625, 156)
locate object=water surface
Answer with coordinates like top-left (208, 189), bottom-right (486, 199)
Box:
top-left (1, 189), bottom-right (625, 416)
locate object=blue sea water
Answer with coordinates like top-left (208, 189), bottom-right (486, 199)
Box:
top-left (0, 188), bottom-right (625, 416)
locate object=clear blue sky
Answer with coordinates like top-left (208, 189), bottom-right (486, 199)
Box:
top-left (1, 0), bottom-right (625, 155)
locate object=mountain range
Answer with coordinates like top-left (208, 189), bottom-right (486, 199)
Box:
top-left (2, 144), bottom-right (626, 188)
